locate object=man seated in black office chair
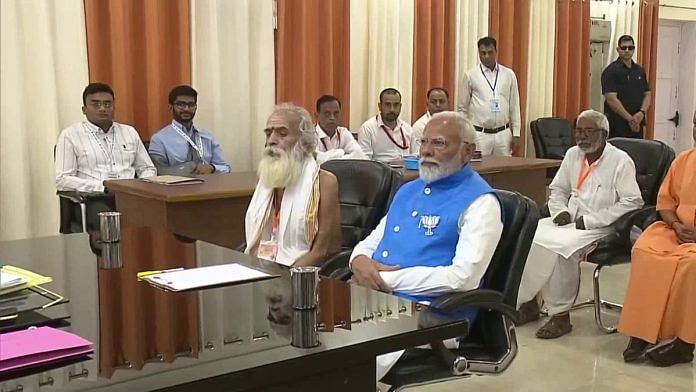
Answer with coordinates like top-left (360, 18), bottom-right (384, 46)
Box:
top-left (516, 110), bottom-right (643, 339)
top-left (55, 83), bottom-right (157, 230)
top-left (349, 111), bottom-right (504, 380)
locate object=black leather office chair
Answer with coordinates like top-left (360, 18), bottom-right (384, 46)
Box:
top-left (379, 190), bottom-right (538, 390)
top-left (530, 117), bottom-right (573, 180)
top-left (319, 160), bottom-right (402, 275)
top-left (541, 138), bottom-right (675, 332)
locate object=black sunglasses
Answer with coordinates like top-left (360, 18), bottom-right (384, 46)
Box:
top-left (619, 45), bottom-right (635, 51)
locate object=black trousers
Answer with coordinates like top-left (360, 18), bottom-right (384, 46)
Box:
top-left (608, 117), bottom-right (644, 139)
top-left (85, 198), bottom-right (117, 232)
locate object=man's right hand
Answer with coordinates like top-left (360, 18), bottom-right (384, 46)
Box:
top-left (673, 222), bottom-right (696, 244)
top-left (628, 116), bottom-right (641, 133)
top-left (553, 211), bottom-right (572, 226)
top-left (350, 256), bottom-right (400, 293)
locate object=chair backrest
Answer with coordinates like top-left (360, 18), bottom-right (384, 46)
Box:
top-left (484, 190), bottom-right (540, 306)
top-left (530, 117), bottom-right (573, 160)
top-left (320, 159), bottom-right (402, 249)
top-left (608, 137), bottom-right (675, 206)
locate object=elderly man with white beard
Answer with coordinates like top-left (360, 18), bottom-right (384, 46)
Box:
top-left (516, 109), bottom-right (643, 339)
top-left (244, 103), bottom-right (341, 267)
top-left (349, 111), bottom-right (504, 381)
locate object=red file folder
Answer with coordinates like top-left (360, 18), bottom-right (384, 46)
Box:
top-left (0, 327), bottom-right (93, 373)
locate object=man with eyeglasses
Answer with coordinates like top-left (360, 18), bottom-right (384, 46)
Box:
top-left (149, 85), bottom-right (231, 175)
top-left (349, 111), bottom-right (503, 381)
top-left (55, 82), bottom-right (156, 229)
top-left (601, 35), bottom-right (651, 139)
top-left (516, 110), bottom-right (643, 339)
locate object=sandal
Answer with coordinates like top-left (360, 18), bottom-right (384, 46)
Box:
top-left (536, 315), bottom-right (572, 339)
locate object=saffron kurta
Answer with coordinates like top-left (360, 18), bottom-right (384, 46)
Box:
top-left (618, 148), bottom-right (696, 344)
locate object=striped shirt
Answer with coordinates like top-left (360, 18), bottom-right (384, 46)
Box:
top-left (55, 121), bottom-right (156, 192)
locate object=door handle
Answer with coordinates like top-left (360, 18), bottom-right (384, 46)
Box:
top-left (668, 111), bottom-right (680, 127)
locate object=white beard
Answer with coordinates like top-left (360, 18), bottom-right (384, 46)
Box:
top-left (258, 146), bottom-right (304, 189)
top-left (419, 155), bottom-right (462, 183)
top-left (578, 140), bottom-right (604, 154)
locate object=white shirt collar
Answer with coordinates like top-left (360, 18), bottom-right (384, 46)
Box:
top-left (83, 120), bottom-right (114, 134)
top-left (315, 123), bottom-right (342, 140)
top-left (376, 114), bottom-right (403, 130)
top-left (480, 62), bottom-right (499, 73)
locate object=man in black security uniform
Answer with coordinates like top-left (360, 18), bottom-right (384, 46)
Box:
top-left (601, 35), bottom-right (651, 139)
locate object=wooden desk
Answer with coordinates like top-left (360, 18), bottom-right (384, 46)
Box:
top-left (400, 156), bottom-right (560, 208)
top-left (107, 156), bottom-right (559, 249)
top-left (107, 173), bottom-right (258, 249)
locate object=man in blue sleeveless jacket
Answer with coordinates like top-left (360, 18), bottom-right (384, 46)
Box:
top-left (350, 111), bottom-right (504, 381)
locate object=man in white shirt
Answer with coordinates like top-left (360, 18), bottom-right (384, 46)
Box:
top-left (411, 88), bottom-right (450, 152)
top-left (350, 111), bottom-right (503, 380)
top-left (55, 83), bottom-right (156, 229)
top-left (314, 95), bottom-right (366, 164)
top-left (244, 103), bottom-right (341, 267)
top-left (358, 88), bottom-right (415, 162)
top-left (457, 36), bottom-right (521, 157)
top-left (516, 110), bottom-right (643, 339)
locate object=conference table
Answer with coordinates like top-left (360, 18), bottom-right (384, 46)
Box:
top-left (0, 226), bottom-right (470, 391)
top-left (106, 156), bottom-right (560, 249)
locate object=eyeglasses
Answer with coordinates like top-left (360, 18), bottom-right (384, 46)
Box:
top-left (88, 101), bottom-right (113, 109)
top-left (174, 101), bottom-right (197, 109)
top-left (619, 45), bottom-right (635, 51)
top-left (574, 127), bottom-right (603, 136)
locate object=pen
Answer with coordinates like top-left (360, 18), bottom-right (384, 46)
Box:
top-left (137, 268), bottom-right (184, 281)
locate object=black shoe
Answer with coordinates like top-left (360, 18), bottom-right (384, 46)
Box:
top-left (517, 300), bottom-right (541, 326)
top-left (623, 337), bottom-right (650, 363)
top-left (536, 314), bottom-right (572, 339)
top-left (646, 339), bottom-right (695, 367)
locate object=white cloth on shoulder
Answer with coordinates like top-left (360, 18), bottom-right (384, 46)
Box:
top-left (244, 156), bottom-right (320, 266)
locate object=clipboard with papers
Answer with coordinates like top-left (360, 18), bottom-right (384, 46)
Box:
top-left (138, 263), bottom-right (279, 292)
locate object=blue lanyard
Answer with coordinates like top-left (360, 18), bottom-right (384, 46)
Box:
top-left (480, 64), bottom-right (499, 94)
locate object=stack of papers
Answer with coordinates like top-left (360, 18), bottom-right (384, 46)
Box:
top-left (141, 175), bottom-right (204, 185)
top-left (0, 271), bottom-right (26, 291)
top-left (0, 327), bottom-right (93, 373)
top-left (0, 266), bottom-right (52, 296)
top-left (140, 263), bottom-right (278, 292)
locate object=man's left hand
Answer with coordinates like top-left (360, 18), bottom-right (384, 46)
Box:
top-left (575, 216), bottom-right (586, 230)
top-left (511, 136), bottom-right (520, 155)
top-left (194, 163), bottom-right (215, 174)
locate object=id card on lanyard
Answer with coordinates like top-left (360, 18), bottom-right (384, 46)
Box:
top-left (171, 121), bottom-right (206, 164)
top-left (481, 64), bottom-right (501, 113)
top-left (377, 116), bottom-right (409, 150)
top-left (84, 122), bottom-right (118, 178)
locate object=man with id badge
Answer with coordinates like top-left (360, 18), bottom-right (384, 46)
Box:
top-left (55, 83), bottom-right (156, 229)
top-left (457, 36), bottom-right (521, 157)
top-left (244, 103), bottom-right (341, 267)
top-left (516, 110), bottom-right (643, 339)
top-left (149, 85), bottom-right (231, 175)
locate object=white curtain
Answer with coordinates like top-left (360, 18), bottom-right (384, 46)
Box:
top-left (525, 0), bottom-right (556, 157)
top-left (591, 0), bottom-right (640, 68)
top-left (349, 0), bottom-right (415, 130)
top-left (190, 0), bottom-right (276, 171)
top-left (454, 0), bottom-right (489, 107)
top-left (0, 0), bottom-right (90, 241)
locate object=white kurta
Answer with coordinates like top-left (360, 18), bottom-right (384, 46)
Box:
top-left (517, 143), bottom-right (644, 315)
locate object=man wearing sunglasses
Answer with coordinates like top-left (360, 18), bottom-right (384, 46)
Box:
top-left (149, 85), bottom-right (231, 175)
top-left (601, 35), bottom-right (651, 139)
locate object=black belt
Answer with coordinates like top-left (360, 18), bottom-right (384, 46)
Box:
top-left (474, 125), bottom-right (509, 134)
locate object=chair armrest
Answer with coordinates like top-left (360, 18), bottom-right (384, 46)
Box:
top-left (612, 206), bottom-right (657, 247)
top-left (318, 249), bottom-right (353, 280)
top-left (429, 289), bottom-right (520, 324)
top-left (57, 191), bottom-right (113, 204)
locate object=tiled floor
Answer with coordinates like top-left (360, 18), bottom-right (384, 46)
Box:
top-left (385, 263), bottom-right (696, 392)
